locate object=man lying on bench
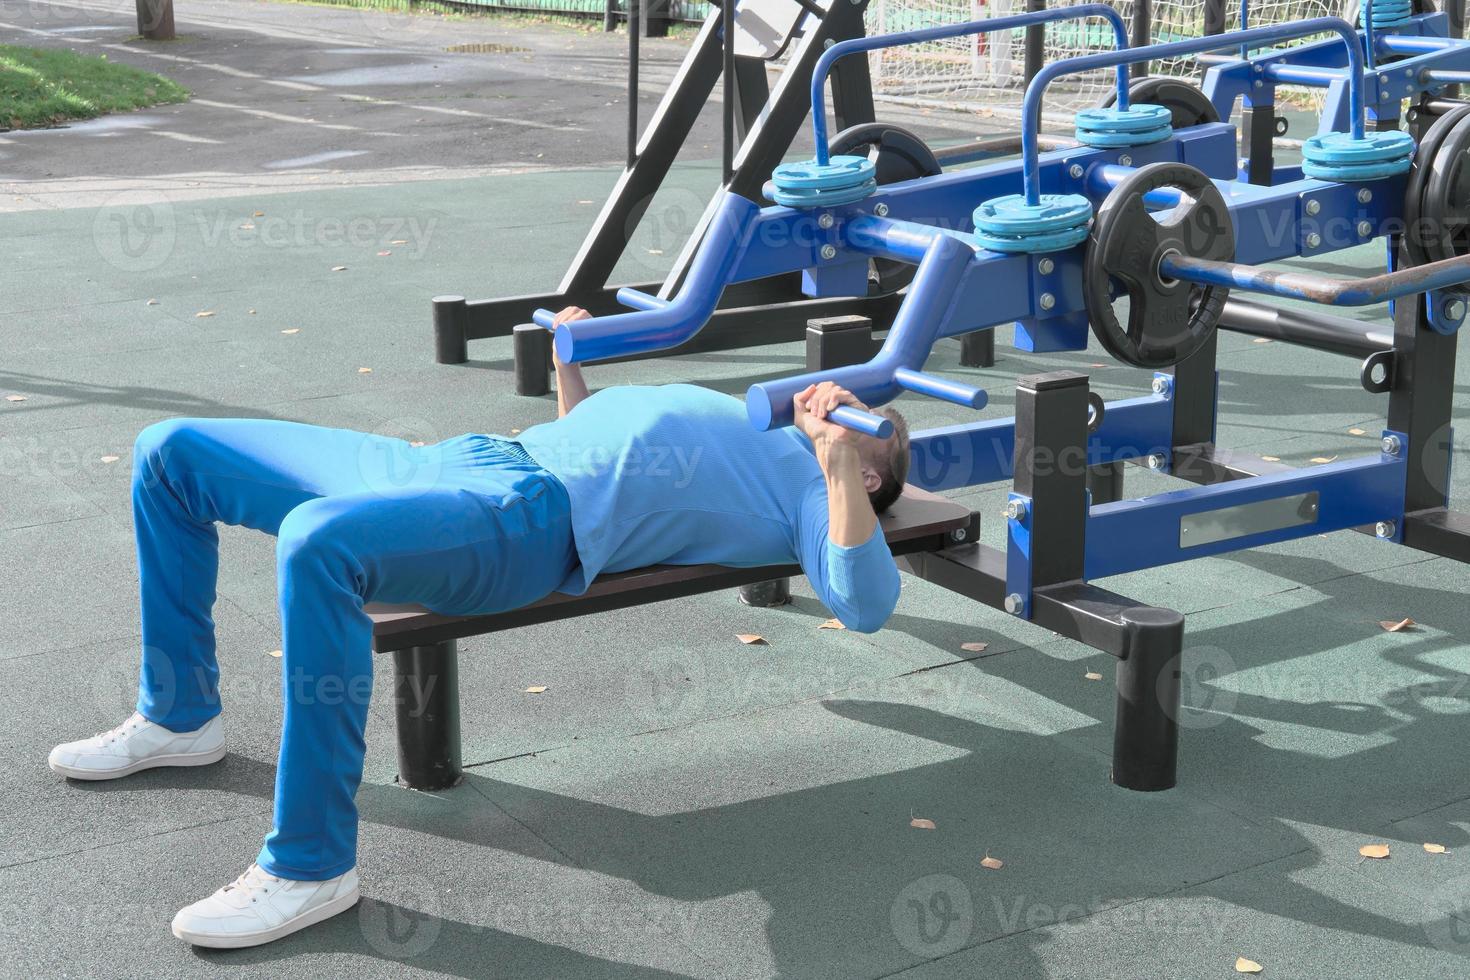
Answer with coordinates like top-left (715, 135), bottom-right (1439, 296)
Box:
top-left (48, 307), bottom-right (912, 949)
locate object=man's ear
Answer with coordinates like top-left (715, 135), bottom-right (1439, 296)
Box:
top-left (861, 465), bottom-right (881, 494)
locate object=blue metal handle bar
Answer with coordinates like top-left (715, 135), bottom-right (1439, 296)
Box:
top-left (532, 192), bottom-right (760, 362)
top-left (748, 232), bottom-right (978, 430)
top-left (810, 6), bottom-right (1132, 167)
top-left (831, 405), bottom-right (894, 438)
top-left (1161, 250), bottom-right (1470, 305)
top-left (1021, 17), bottom-right (1367, 205)
top-left (893, 367), bottom-right (988, 408)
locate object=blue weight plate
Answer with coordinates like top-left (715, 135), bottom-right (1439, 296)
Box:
top-left (1075, 124), bottom-right (1175, 148)
top-left (770, 155), bottom-right (877, 190)
top-left (768, 177), bottom-right (878, 208)
top-left (972, 192), bottom-right (1094, 235)
top-left (1074, 103), bottom-right (1174, 134)
top-left (974, 222), bottom-right (1090, 254)
top-left (1302, 130), bottom-right (1416, 164)
top-left (1368, 1), bottom-right (1414, 12)
top-left (1301, 156), bottom-right (1413, 181)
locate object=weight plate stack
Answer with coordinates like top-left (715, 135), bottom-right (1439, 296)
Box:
top-left (1301, 130), bottom-right (1415, 181)
top-left (769, 155), bottom-right (878, 208)
top-left (972, 193), bottom-right (1093, 254)
top-left (1074, 104), bottom-right (1174, 148)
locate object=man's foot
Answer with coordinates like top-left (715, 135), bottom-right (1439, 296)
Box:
top-left (171, 864), bottom-right (361, 948)
top-left (48, 711), bottom-right (225, 780)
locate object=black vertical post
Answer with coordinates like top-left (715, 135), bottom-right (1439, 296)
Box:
top-left (1087, 461), bottom-right (1126, 505)
top-left (807, 315), bottom-right (877, 368)
top-left (1240, 103), bottom-right (1275, 185)
top-left (604, 0), bottom-right (617, 31)
top-left (1167, 325), bottom-right (1218, 467)
top-left (628, 0), bottom-right (640, 168)
top-left (959, 331), bottom-right (995, 368)
top-left (829, 55), bottom-right (878, 133)
top-left (1203, 0), bottom-right (1227, 36)
top-left (432, 295), bottom-right (469, 365)
top-left (722, 0), bottom-right (736, 182)
top-left (1023, 0), bottom-right (1045, 86)
top-left (1386, 279), bottom-right (1458, 512)
top-left (644, 0), bottom-right (670, 37)
top-left (1111, 607), bottom-right (1184, 791)
top-left (1130, 0), bottom-right (1151, 79)
top-left (1451, 0), bottom-right (1465, 39)
top-left (732, 55), bottom-right (770, 141)
top-left (392, 642), bottom-right (462, 791)
top-left (1013, 371), bottom-right (1089, 589)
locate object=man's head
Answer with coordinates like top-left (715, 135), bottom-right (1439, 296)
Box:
top-left (856, 406), bottom-right (910, 513)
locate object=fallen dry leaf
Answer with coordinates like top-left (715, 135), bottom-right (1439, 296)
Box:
top-left (267, 649), bottom-right (282, 658)
top-left (960, 641), bottom-right (988, 653)
top-left (1359, 843), bottom-right (1391, 859)
top-left (1310, 455), bottom-right (1338, 464)
top-left (281, 328), bottom-right (300, 335)
top-left (4, 395), bottom-right (25, 402)
top-left (358, 367), bottom-right (373, 374)
top-left (391, 239), bottom-right (408, 245)
top-left (1425, 843), bottom-right (1449, 854)
top-left (524, 685), bottom-right (548, 694)
top-left (1253, 337), bottom-right (1272, 344)
top-left (1379, 618), bottom-right (1416, 633)
top-left (99, 455), bottom-right (120, 464)
top-left (240, 222), bottom-right (255, 231)
top-left (1348, 427), bottom-right (1366, 436)
top-left (910, 817), bottom-right (937, 830)
top-left (1084, 671), bottom-right (1103, 681)
top-left (647, 248), bottom-right (663, 255)
top-left (195, 311), bottom-right (215, 318)
top-left (331, 265), bottom-right (348, 272)
top-left (146, 298), bottom-right (159, 306)
top-left (253, 210), bottom-right (265, 217)
top-left (510, 428), bottom-right (522, 435)
top-left (1235, 957), bottom-right (1263, 974)
top-left (1260, 455), bottom-right (1282, 462)
top-left (247, 308), bottom-right (256, 315)
top-left (980, 855), bottom-right (1004, 870)
top-left (736, 634), bottom-right (768, 645)
top-left (818, 619), bottom-right (846, 631)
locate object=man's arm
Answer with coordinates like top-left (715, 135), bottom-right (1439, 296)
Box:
top-left (550, 307), bottom-right (593, 418)
top-left (791, 383), bottom-right (900, 633)
top-left (794, 382), bottom-right (878, 547)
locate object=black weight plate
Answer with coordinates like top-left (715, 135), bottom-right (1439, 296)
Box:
top-left (1085, 162), bottom-right (1235, 368)
top-left (1422, 109), bottom-right (1470, 264)
top-left (1404, 102), bottom-right (1470, 266)
top-left (829, 122), bottom-right (942, 296)
top-left (1097, 77), bottom-right (1221, 131)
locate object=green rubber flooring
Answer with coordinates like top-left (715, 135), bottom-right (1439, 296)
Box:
top-left (3, 160), bottom-right (1470, 978)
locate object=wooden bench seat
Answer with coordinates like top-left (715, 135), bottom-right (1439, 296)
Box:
top-left (367, 485), bottom-right (975, 653)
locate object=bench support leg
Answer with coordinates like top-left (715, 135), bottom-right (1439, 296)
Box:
top-left (392, 641), bottom-right (463, 791)
top-left (433, 295), bottom-right (470, 365)
top-left (1111, 608), bottom-right (1184, 792)
top-left (738, 578), bottom-right (791, 607)
top-left (513, 323), bottom-right (552, 397)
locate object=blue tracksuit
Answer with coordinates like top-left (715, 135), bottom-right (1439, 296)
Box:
top-left (131, 384), bottom-right (899, 879)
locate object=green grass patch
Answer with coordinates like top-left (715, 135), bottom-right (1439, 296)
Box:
top-left (0, 44), bottom-right (189, 130)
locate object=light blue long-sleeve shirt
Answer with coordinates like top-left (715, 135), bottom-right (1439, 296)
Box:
top-left (516, 384), bottom-right (901, 633)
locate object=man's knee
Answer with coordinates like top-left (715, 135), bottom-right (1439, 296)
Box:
top-left (276, 501), bottom-right (360, 588)
top-left (133, 418), bottom-right (209, 490)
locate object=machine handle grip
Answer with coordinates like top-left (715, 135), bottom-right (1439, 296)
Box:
top-left (893, 368), bottom-right (989, 409)
top-left (532, 308), bottom-right (557, 329)
top-left (829, 406), bottom-right (895, 439)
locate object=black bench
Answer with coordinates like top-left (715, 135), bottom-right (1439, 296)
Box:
top-left (367, 486), bottom-right (977, 790)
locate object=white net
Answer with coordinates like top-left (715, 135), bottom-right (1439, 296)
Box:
top-left (863, 0), bottom-right (1344, 119)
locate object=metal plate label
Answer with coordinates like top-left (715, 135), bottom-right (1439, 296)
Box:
top-left (1179, 491), bottom-right (1320, 548)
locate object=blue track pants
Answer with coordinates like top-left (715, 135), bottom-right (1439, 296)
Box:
top-left (131, 418), bottom-right (577, 880)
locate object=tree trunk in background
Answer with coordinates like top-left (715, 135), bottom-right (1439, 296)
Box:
top-left (136, 0), bottom-right (175, 40)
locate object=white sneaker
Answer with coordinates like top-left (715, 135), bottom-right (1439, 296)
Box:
top-left (171, 864), bottom-right (361, 948)
top-left (48, 711), bottom-right (225, 780)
